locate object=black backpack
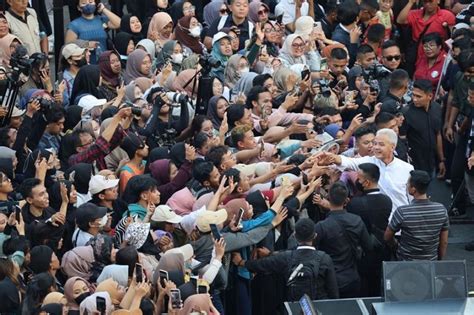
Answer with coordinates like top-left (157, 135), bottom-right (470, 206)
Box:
top-left (286, 250), bottom-right (322, 301)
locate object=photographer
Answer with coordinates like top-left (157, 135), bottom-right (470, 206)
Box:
top-left (18, 52), bottom-right (53, 99)
top-left (143, 87), bottom-right (190, 149)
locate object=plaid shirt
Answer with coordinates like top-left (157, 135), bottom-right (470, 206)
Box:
top-left (68, 125), bottom-right (124, 170)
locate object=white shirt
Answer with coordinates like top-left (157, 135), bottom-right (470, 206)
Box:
top-left (275, 0), bottom-right (310, 26)
top-left (72, 229), bottom-right (94, 247)
top-left (339, 155), bottom-right (414, 216)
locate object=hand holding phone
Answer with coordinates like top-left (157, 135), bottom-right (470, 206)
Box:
top-left (210, 223), bottom-right (221, 240)
top-left (159, 269), bottom-right (169, 288)
top-left (135, 263), bottom-right (143, 283)
top-left (96, 296), bottom-right (107, 314)
top-left (170, 288), bottom-right (182, 309)
top-left (236, 208), bottom-right (245, 229)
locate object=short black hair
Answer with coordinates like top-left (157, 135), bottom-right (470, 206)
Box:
top-left (253, 73), bottom-right (272, 87)
top-left (367, 24), bottom-right (385, 43)
top-left (0, 127), bottom-right (11, 147)
top-left (325, 0), bottom-right (338, 14)
top-left (70, 128), bottom-right (95, 148)
top-left (422, 32), bottom-right (442, 46)
top-left (353, 124), bottom-right (376, 139)
top-left (381, 40), bottom-right (399, 51)
top-left (328, 181), bottom-right (349, 207)
top-left (193, 132), bottom-right (209, 150)
top-left (330, 47), bottom-right (348, 60)
top-left (409, 170), bottom-right (431, 194)
top-left (206, 145), bottom-right (230, 168)
top-left (389, 69), bottom-right (410, 90)
top-left (337, 1), bottom-right (360, 26)
top-left (452, 36), bottom-right (472, 50)
top-left (318, 106), bottom-right (340, 116)
top-left (45, 105), bottom-right (65, 124)
top-left (116, 246), bottom-right (139, 278)
top-left (19, 178), bottom-right (42, 199)
top-left (357, 44), bottom-right (375, 58)
top-left (122, 175), bottom-right (157, 204)
top-left (375, 112), bottom-right (396, 127)
top-left (192, 160), bottom-right (215, 184)
top-left (226, 104), bottom-right (245, 129)
top-left (359, 163), bottom-right (380, 182)
top-left (222, 168), bottom-right (241, 188)
top-left (360, 0), bottom-right (379, 11)
top-left (413, 79), bottom-right (433, 93)
top-left (246, 86), bottom-right (268, 109)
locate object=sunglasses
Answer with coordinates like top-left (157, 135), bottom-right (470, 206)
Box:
top-left (258, 9), bottom-right (268, 15)
top-left (384, 55), bottom-right (401, 61)
top-left (220, 8), bottom-right (229, 14)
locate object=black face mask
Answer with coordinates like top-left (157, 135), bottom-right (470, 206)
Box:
top-left (74, 292), bottom-right (91, 305)
top-left (355, 179), bottom-right (365, 192)
top-left (74, 57), bottom-right (88, 68)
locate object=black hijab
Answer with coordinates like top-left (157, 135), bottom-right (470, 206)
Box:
top-left (246, 191), bottom-right (269, 218)
top-left (65, 163), bottom-right (93, 194)
top-left (170, 1), bottom-right (185, 21)
top-left (169, 142), bottom-right (186, 168)
top-left (113, 32), bottom-right (134, 56)
top-left (119, 14), bottom-right (144, 43)
top-left (70, 65), bottom-right (101, 104)
top-left (64, 105), bottom-right (83, 132)
top-left (0, 158), bottom-right (14, 181)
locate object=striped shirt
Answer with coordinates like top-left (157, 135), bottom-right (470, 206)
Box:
top-left (388, 199), bottom-right (449, 261)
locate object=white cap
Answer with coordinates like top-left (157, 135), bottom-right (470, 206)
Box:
top-left (294, 16), bottom-right (314, 37)
top-left (11, 106), bottom-right (25, 117)
top-left (89, 175), bottom-right (119, 195)
top-left (62, 43), bottom-right (86, 59)
top-left (165, 244), bottom-right (194, 261)
top-left (78, 94), bottom-right (107, 112)
top-left (454, 22), bottom-right (470, 30)
top-left (151, 205), bottom-right (183, 224)
top-left (196, 209), bottom-right (228, 232)
top-left (212, 31), bottom-right (232, 46)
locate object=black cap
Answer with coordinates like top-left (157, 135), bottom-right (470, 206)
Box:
top-left (295, 218), bottom-right (316, 242)
top-left (380, 102), bottom-right (402, 115)
top-left (121, 132), bottom-right (145, 159)
top-left (75, 202), bottom-right (107, 231)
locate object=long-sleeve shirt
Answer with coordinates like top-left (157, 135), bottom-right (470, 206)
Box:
top-left (339, 155), bottom-right (414, 217)
top-left (68, 125), bottom-right (124, 170)
top-left (244, 247), bottom-right (339, 300)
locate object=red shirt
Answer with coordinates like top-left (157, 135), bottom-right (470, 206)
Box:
top-left (414, 51), bottom-right (447, 89)
top-left (407, 8), bottom-right (455, 59)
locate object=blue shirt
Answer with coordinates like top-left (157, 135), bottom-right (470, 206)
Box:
top-left (67, 15), bottom-right (109, 63)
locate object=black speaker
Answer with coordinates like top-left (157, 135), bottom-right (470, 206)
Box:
top-left (383, 260), bottom-right (467, 303)
top-left (284, 297), bottom-right (383, 315)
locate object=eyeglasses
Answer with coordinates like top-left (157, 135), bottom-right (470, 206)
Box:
top-left (264, 28), bottom-right (277, 33)
top-left (258, 9), bottom-right (268, 15)
top-left (291, 42), bottom-right (305, 49)
top-left (383, 55), bottom-right (401, 61)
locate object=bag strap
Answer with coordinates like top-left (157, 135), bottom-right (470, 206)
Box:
top-left (415, 22), bottom-right (433, 46)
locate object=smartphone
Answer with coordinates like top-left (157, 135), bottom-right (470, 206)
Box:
top-left (159, 269), bottom-right (169, 288)
top-left (276, 14), bottom-right (283, 24)
top-left (190, 276), bottom-right (198, 288)
top-left (302, 172), bottom-right (309, 185)
top-left (301, 69), bottom-right (310, 81)
top-left (209, 223), bottom-right (221, 240)
top-left (15, 206), bottom-right (20, 222)
top-left (299, 294), bottom-right (318, 315)
top-left (236, 208), bottom-right (245, 228)
top-left (197, 284), bottom-right (208, 294)
top-left (170, 288), bottom-right (182, 309)
top-left (96, 296), bottom-right (107, 314)
top-left (344, 90), bottom-right (355, 104)
top-left (135, 263), bottom-right (143, 283)
top-left (320, 58), bottom-right (328, 71)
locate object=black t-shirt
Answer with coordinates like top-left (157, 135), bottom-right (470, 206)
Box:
top-left (206, 15), bottom-right (251, 50)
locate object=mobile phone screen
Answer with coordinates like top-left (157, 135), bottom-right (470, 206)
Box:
top-left (210, 224), bottom-right (221, 240)
top-left (96, 296), bottom-right (107, 314)
top-left (237, 208), bottom-right (245, 227)
top-left (135, 263), bottom-right (143, 283)
top-left (159, 269), bottom-right (168, 288)
top-left (170, 289), bottom-right (181, 309)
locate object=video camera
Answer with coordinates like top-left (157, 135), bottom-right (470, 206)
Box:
top-left (363, 63), bottom-right (391, 82)
top-left (199, 53), bottom-right (221, 75)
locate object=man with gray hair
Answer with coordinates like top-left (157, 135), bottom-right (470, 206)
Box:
top-left (319, 128), bottom-right (414, 216)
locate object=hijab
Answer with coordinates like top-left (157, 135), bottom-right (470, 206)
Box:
top-left (172, 69), bottom-right (199, 97)
top-left (224, 54), bottom-right (245, 89)
top-left (97, 265), bottom-right (129, 287)
top-left (175, 16), bottom-right (203, 55)
top-left (136, 39), bottom-right (156, 59)
top-left (119, 14), bottom-right (143, 43)
top-left (224, 198), bottom-right (249, 225)
top-left (279, 34), bottom-right (307, 65)
top-left (42, 292), bottom-right (65, 306)
top-left (99, 50), bottom-right (121, 87)
top-left (181, 53), bottom-right (200, 70)
top-left (61, 246), bottom-right (95, 280)
top-left (246, 190), bottom-right (269, 218)
top-left (0, 34), bottom-right (21, 66)
top-left (70, 65), bottom-right (101, 104)
top-left (87, 234), bottom-right (115, 282)
top-left (147, 12), bottom-right (173, 44)
top-left (80, 292), bottom-right (113, 315)
top-left (233, 72), bottom-right (258, 96)
top-left (149, 159), bottom-right (171, 184)
top-left (64, 105), bottom-right (83, 132)
top-left (134, 77), bottom-right (153, 95)
top-left (273, 67), bottom-right (298, 93)
top-left (203, 1), bottom-right (224, 27)
top-left (179, 294), bottom-right (212, 315)
top-left (248, 1), bottom-right (269, 24)
top-left (39, 303), bottom-right (64, 315)
top-left (64, 277), bottom-right (92, 311)
top-left (211, 38), bottom-right (229, 68)
top-left (169, 142), bottom-right (186, 168)
top-left (65, 163), bottom-right (93, 194)
top-left (95, 278), bottom-right (124, 305)
top-left (170, 1), bottom-right (185, 21)
top-left (113, 32), bottom-right (134, 57)
top-left (207, 96), bottom-right (227, 130)
top-left (157, 251), bottom-right (185, 274)
top-left (123, 49), bottom-right (152, 84)
top-left (157, 40), bottom-right (181, 71)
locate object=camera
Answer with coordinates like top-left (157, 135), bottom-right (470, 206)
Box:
top-left (33, 96), bottom-right (55, 113)
top-left (368, 79), bottom-right (380, 94)
top-left (0, 200), bottom-right (19, 215)
top-left (364, 63), bottom-right (391, 81)
top-left (199, 53), bottom-right (221, 74)
top-left (166, 92), bottom-right (188, 104)
top-left (10, 46), bottom-right (33, 78)
top-left (319, 80), bottom-right (331, 98)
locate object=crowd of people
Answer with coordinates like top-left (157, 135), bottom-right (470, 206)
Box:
top-left (0, 0), bottom-right (473, 314)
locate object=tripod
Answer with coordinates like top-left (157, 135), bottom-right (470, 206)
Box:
top-left (0, 71), bottom-right (22, 127)
top-left (182, 67), bottom-right (213, 115)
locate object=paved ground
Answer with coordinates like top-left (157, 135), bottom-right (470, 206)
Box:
top-left (429, 179), bottom-right (474, 292)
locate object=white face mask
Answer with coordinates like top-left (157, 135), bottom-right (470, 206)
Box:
top-left (239, 67), bottom-right (250, 75)
top-left (189, 26), bottom-right (202, 38)
top-left (172, 53), bottom-right (184, 64)
top-left (99, 215), bottom-right (108, 228)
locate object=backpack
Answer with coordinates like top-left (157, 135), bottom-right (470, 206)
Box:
top-left (286, 250), bottom-right (322, 301)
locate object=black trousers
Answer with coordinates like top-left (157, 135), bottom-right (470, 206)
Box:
top-left (451, 135), bottom-right (469, 210)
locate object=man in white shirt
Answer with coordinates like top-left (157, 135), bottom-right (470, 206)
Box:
top-left (275, 0), bottom-right (315, 32)
top-left (319, 128), bottom-right (414, 216)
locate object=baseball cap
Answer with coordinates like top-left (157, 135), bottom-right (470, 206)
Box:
top-left (151, 205), bottom-right (183, 224)
top-left (75, 202), bottom-right (107, 227)
top-left (78, 94), bottom-right (107, 112)
top-left (212, 32), bottom-right (232, 46)
top-left (165, 244), bottom-right (194, 261)
top-left (196, 209), bottom-right (228, 232)
top-left (380, 102), bottom-right (402, 116)
top-left (89, 175), bottom-right (119, 195)
top-left (62, 43), bottom-right (86, 59)
top-left (11, 106), bottom-right (25, 118)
